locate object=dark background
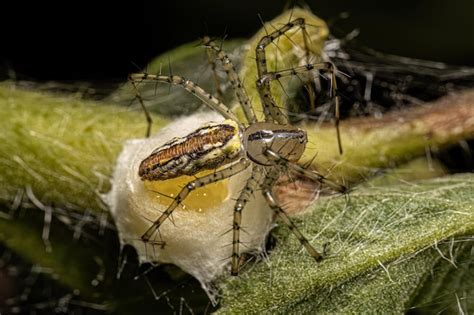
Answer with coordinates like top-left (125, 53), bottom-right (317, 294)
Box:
top-left (1, 0), bottom-right (474, 84)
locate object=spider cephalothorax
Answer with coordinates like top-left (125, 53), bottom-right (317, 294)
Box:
top-left (243, 122), bottom-right (307, 165)
top-left (129, 14), bottom-right (346, 275)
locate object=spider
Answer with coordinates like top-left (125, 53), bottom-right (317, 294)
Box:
top-left (128, 17), bottom-right (347, 276)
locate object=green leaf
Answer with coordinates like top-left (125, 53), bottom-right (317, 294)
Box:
top-left (217, 174), bottom-right (474, 314)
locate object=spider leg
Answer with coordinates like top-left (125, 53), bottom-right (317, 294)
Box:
top-left (259, 62), bottom-right (343, 154)
top-left (129, 73), bottom-right (243, 130)
top-left (255, 17), bottom-right (310, 125)
top-left (204, 42), bottom-right (225, 102)
top-left (264, 149), bottom-right (347, 194)
top-left (262, 168), bottom-right (323, 261)
top-left (231, 165), bottom-right (264, 275)
top-left (255, 17), bottom-right (343, 153)
top-left (141, 158), bottom-right (251, 243)
top-left (131, 80), bottom-right (153, 137)
top-left (203, 37), bottom-right (257, 125)
top-left (300, 22), bottom-right (318, 114)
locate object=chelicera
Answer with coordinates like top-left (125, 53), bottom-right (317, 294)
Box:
top-left (129, 17), bottom-right (347, 275)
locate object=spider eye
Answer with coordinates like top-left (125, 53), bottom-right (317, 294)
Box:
top-left (248, 130), bottom-right (273, 141)
top-left (260, 130), bottom-right (273, 139)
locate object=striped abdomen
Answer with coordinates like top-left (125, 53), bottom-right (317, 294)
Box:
top-left (139, 120), bottom-right (243, 181)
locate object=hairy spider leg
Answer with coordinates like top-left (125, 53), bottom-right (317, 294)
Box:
top-left (129, 74), bottom-right (243, 130)
top-left (204, 42), bottom-right (226, 102)
top-left (203, 36), bottom-right (257, 125)
top-left (131, 80), bottom-right (154, 137)
top-left (141, 158), bottom-right (251, 243)
top-left (255, 17), bottom-right (309, 125)
top-left (230, 165), bottom-right (264, 275)
top-left (255, 18), bottom-right (343, 154)
top-left (299, 17), bottom-right (318, 114)
top-left (262, 167), bottom-right (323, 261)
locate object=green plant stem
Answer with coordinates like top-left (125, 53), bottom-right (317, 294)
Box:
top-left (0, 84), bottom-right (168, 213)
top-left (302, 89), bottom-right (474, 184)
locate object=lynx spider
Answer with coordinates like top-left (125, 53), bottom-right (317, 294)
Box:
top-left (129, 17), bottom-right (347, 275)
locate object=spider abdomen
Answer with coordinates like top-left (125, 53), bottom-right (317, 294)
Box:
top-left (243, 122), bottom-right (307, 166)
top-left (139, 119), bottom-right (243, 180)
